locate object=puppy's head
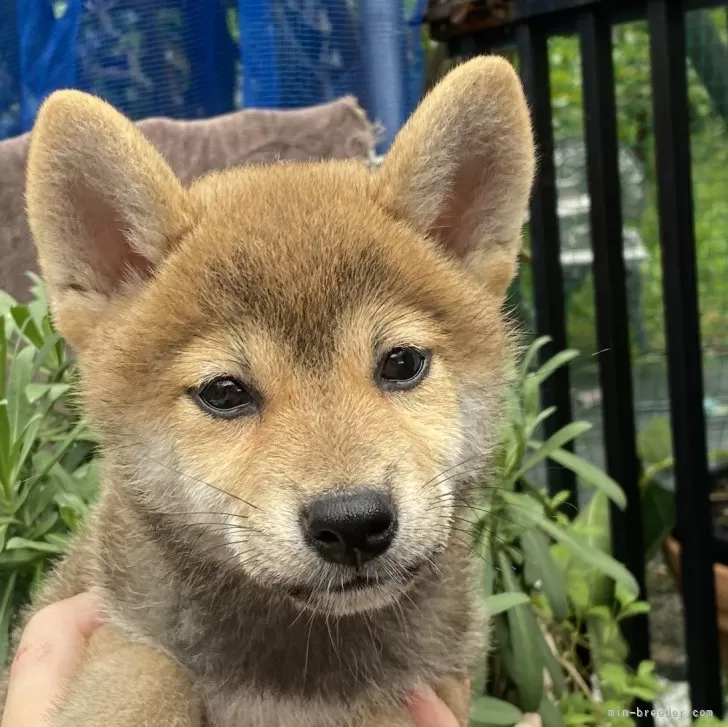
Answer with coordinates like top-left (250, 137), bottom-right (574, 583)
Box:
top-left (27, 57), bottom-right (534, 615)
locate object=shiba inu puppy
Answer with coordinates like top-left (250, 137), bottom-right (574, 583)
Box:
top-left (1, 56), bottom-right (535, 726)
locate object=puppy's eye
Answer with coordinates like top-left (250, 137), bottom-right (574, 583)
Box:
top-left (377, 347), bottom-right (430, 390)
top-left (193, 378), bottom-right (256, 418)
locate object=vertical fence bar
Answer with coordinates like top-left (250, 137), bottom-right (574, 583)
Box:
top-left (517, 22), bottom-right (578, 506)
top-left (578, 10), bottom-right (653, 724)
top-left (647, 0), bottom-right (723, 715)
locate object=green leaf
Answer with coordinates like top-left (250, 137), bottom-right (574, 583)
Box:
top-left (7, 346), bottom-right (35, 440)
top-left (5, 536), bottom-right (66, 554)
top-left (24, 420), bottom-right (87, 488)
top-left (0, 316), bottom-right (6, 401)
top-left (522, 379), bottom-right (541, 424)
top-left (10, 305), bottom-right (45, 350)
top-left (586, 605), bottom-right (612, 620)
top-left (636, 660), bottom-right (656, 680)
top-left (539, 695), bottom-right (566, 727)
top-left (511, 422), bottom-right (592, 483)
top-left (619, 600), bottom-right (651, 620)
top-left (504, 493), bottom-right (639, 597)
top-left (25, 383), bottom-right (71, 405)
top-left (549, 490), bottom-right (572, 512)
top-left (525, 406), bottom-right (556, 438)
top-left (533, 624), bottom-right (566, 698)
top-left (30, 331), bottom-right (63, 375)
top-left (470, 695), bottom-right (524, 726)
top-left (598, 662), bottom-right (629, 692)
top-left (10, 413), bottom-right (42, 483)
top-left (492, 613), bottom-right (517, 679)
top-left (520, 336), bottom-right (552, 378)
top-left (55, 491), bottom-right (90, 526)
top-left (0, 548), bottom-right (43, 568)
top-left (0, 291), bottom-right (18, 318)
top-left (521, 530), bottom-right (569, 621)
top-left (571, 492), bottom-right (615, 607)
top-left (482, 560), bottom-right (495, 599)
top-left (498, 551), bottom-right (544, 712)
top-left (637, 416), bottom-right (672, 465)
top-left (0, 400), bottom-right (10, 493)
top-left (27, 510), bottom-right (59, 540)
top-left (43, 532), bottom-right (72, 550)
top-left (483, 591), bottom-right (531, 616)
top-left (567, 579), bottom-right (590, 611)
top-left (0, 570), bottom-right (18, 668)
top-left (563, 713), bottom-right (598, 726)
top-left (531, 349), bottom-right (580, 387)
top-left (641, 478), bottom-right (676, 562)
top-left (543, 517), bottom-right (638, 596)
top-left (534, 445), bottom-right (627, 510)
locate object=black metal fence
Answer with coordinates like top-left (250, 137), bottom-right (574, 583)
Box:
top-left (428, 0), bottom-right (727, 723)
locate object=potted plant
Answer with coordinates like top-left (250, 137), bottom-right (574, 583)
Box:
top-left (638, 415), bottom-right (728, 674)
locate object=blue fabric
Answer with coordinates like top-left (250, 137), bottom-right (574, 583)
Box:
top-left (238, 0), bottom-right (369, 111)
top-left (183, 0), bottom-right (237, 117)
top-left (237, 0), bottom-right (424, 148)
top-left (2, 0), bottom-right (425, 142)
top-left (16, 0), bottom-right (81, 132)
top-left (237, 0), bottom-right (280, 108)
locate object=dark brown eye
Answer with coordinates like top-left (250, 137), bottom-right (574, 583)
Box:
top-left (194, 378), bottom-right (256, 418)
top-left (377, 347), bottom-right (430, 390)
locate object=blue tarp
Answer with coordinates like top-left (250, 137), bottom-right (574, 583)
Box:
top-left (1, 0), bottom-right (425, 150)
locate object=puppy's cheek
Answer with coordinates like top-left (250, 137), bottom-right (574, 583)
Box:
top-left (240, 505), bottom-right (317, 584)
top-left (395, 499), bottom-right (452, 564)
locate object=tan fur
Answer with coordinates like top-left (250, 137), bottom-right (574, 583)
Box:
top-left (1, 56), bottom-right (534, 726)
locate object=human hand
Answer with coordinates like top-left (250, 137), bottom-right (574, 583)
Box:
top-left (1, 592), bottom-right (104, 727)
top-left (2, 593), bottom-right (469, 727)
top-left (407, 682), bottom-right (469, 727)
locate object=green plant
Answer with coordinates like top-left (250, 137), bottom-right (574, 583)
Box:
top-left (468, 337), bottom-right (662, 727)
top-left (511, 16), bottom-right (728, 357)
top-left (0, 293), bottom-right (682, 722)
top-left (0, 277), bottom-right (99, 665)
top-left (637, 413), bottom-right (728, 562)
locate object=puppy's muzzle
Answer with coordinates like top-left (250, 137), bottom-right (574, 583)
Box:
top-left (301, 488), bottom-right (398, 568)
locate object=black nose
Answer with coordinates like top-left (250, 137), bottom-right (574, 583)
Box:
top-left (302, 488), bottom-right (397, 567)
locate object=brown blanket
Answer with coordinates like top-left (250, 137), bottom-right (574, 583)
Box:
top-left (1, 96), bottom-right (375, 300)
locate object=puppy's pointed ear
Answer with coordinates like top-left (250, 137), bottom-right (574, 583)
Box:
top-left (375, 56), bottom-right (535, 298)
top-left (26, 90), bottom-right (194, 348)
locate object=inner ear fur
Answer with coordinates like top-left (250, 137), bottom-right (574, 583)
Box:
top-left (25, 90), bottom-right (194, 349)
top-left (375, 56), bottom-right (536, 298)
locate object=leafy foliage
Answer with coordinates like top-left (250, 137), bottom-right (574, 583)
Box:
top-left (636, 412), bottom-right (728, 562)
top-left (515, 14), bottom-right (728, 356)
top-left (1, 294), bottom-right (667, 723)
top-left (468, 337), bottom-right (662, 727)
top-left (0, 278), bottom-right (99, 665)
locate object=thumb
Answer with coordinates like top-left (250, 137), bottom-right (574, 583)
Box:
top-left (407, 688), bottom-right (461, 727)
top-left (2, 592), bottom-right (104, 727)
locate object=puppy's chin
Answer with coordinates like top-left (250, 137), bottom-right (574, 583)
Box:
top-left (283, 563), bottom-right (427, 617)
top-left (293, 584), bottom-right (409, 616)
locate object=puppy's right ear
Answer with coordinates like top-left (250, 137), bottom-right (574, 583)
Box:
top-left (26, 90), bottom-right (194, 349)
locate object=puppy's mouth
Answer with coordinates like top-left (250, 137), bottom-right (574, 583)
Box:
top-left (285, 561), bottom-right (425, 602)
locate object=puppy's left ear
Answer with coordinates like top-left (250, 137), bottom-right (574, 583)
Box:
top-left (375, 56), bottom-right (535, 298)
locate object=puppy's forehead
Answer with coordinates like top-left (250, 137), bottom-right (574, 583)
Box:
top-left (169, 164), bottom-right (452, 358)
